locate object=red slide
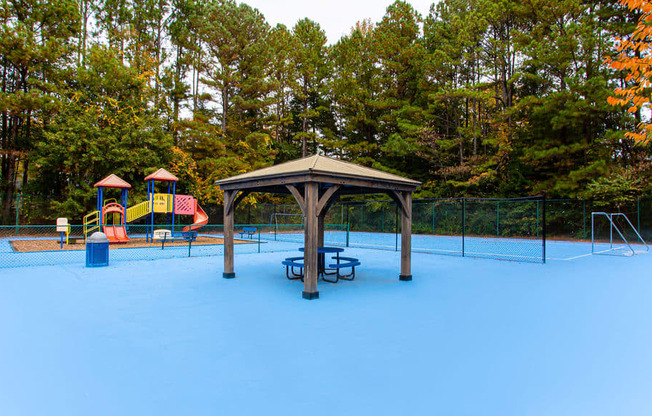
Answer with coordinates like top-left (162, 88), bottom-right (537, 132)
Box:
top-left (101, 203), bottom-right (130, 244)
top-left (103, 225), bottom-right (130, 243)
top-left (182, 202), bottom-right (208, 232)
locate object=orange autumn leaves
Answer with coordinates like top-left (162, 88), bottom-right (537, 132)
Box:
top-left (606, 0), bottom-right (652, 143)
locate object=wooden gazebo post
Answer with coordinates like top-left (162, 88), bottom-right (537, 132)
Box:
top-left (400, 191), bottom-right (412, 281)
top-left (303, 182), bottom-right (319, 299)
top-left (223, 190), bottom-right (236, 279)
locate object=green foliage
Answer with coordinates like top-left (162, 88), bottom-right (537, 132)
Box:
top-left (1, 0), bottom-right (650, 224)
top-left (31, 45), bottom-right (173, 220)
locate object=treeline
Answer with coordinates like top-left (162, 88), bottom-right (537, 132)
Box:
top-left (1, 0), bottom-right (650, 223)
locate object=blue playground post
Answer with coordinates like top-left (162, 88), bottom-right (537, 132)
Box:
top-left (146, 180), bottom-right (150, 242)
top-left (172, 181), bottom-right (176, 232)
top-left (167, 182), bottom-right (171, 228)
top-left (149, 180), bottom-right (154, 242)
top-left (99, 187), bottom-right (103, 227)
top-left (123, 188), bottom-right (128, 228)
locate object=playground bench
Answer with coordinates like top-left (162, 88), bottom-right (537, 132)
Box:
top-left (282, 256), bottom-right (304, 280)
top-left (160, 231), bottom-right (198, 247)
top-left (239, 227), bottom-right (257, 239)
top-left (172, 231), bottom-right (197, 241)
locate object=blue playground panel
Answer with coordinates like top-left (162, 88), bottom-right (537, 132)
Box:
top-left (0, 245), bottom-right (650, 415)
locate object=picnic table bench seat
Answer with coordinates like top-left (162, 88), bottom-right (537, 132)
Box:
top-left (282, 256), bottom-right (304, 280)
top-left (327, 256), bottom-right (360, 281)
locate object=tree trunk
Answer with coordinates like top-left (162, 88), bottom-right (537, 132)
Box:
top-left (222, 86), bottom-right (228, 137)
top-left (22, 157), bottom-right (29, 188)
top-left (302, 98), bottom-right (308, 157)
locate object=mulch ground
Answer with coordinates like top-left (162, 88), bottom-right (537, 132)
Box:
top-left (9, 236), bottom-right (256, 253)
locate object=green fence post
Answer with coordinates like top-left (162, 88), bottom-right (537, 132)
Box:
top-left (536, 200), bottom-right (539, 237)
top-left (258, 227), bottom-right (261, 253)
top-left (346, 205), bottom-right (350, 247)
top-left (497, 201), bottom-right (500, 237)
top-left (462, 199), bottom-right (466, 257)
top-left (542, 192), bottom-right (547, 264)
top-left (15, 193), bottom-right (20, 235)
top-left (583, 199), bottom-right (586, 240)
top-left (395, 204), bottom-right (399, 252)
top-left (432, 202), bottom-right (435, 235)
top-left (637, 198), bottom-right (641, 233)
top-left (381, 208), bottom-right (385, 233)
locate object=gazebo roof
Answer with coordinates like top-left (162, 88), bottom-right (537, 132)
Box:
top-left (215, 155), bottom-right (420, 193)
top-left (94, 174), bottom-right (131, 189)
top-left (144, 168), bottom-right (179, 182)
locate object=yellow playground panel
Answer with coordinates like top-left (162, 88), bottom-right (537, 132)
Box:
top-left (153, 193), bottom-right (173, 213)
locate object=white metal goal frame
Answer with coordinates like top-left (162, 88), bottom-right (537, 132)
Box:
top-left (591, 212), bottom-right (649, 256)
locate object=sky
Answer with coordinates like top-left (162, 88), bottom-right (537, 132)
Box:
top-left (243, 0), bottom-right (437, 44)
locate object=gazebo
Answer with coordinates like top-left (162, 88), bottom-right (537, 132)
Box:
top-left (215, 155), bottom-right (421, 299)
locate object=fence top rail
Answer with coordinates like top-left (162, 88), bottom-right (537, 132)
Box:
top-left (322, 195), bottom-right (546, 205)
top-left (0, 223), bottom-right (348, 229)
top-left (255, 196), bottom-right (652, 209)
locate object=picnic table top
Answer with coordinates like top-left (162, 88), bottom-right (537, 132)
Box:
top-left (299, 246), bottom-right (344, 253)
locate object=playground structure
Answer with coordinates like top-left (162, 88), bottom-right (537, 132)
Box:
top-left (82, 169), bottom-right (208, 244)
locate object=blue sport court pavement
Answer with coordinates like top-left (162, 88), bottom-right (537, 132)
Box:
top-left (0, 237), bottom-right (650, 415)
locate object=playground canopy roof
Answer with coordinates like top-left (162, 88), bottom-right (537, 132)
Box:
top-left (144, 168), bottom-right (179, 182)
top-left (215, 154), bottom-right (421, 194)
top-left (94, 174), bottom-right (131, 189)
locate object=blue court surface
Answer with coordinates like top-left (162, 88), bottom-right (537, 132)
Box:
top-left (0, 243), bottom-right (650, 415)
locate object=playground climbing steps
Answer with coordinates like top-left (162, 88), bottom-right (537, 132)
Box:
top-left (126, 200), bottom-right (151, 222)
top-left (83, 211), bottom-right (101, 240)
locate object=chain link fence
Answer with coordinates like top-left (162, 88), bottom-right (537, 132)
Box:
top-left (0, 223), bottom-right (349, 269)
top-left (1, 193), bottom-right (650, 268)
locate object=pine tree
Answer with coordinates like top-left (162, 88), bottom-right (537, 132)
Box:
top-left (0, 0), bottom-right (80, 221)
top-left (291, 18), bottom-right (329, 157)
